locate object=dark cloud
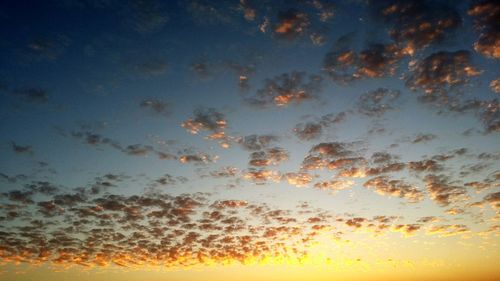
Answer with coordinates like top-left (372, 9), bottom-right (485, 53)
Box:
top-left (412, 133), bottom-right (437, 143)
top-left (371, 152), bottom-right (399, 164)
top-left (293, 112), bottom-right (346, 140)
top-left (245, 71), bottom-right (323, 107)
top-left (249, 147), bottom-right (289, 167)
top-left (140, 99), bottom-right (171, 116)
top-left (70, 130), bottom-right (178, 160)
top-left (406, 50), bottom-right (481, 96)
top-left (446, 99), bottom-right (500, 134)
top-left (407, 159), bottom-right (443, 173)
top-left (425, 174), bottom-right (468, 207)
top-left (182, 107), bottom-right (226, 134)
top-left (357, 88), bottom-right (400, 117)
top-left (236, 134), bottom-right (279, 151)
top-left (323, 42), bottom-right (405, 84)
top-left (374, 0), bottom-right (461, 52)
top-left (363, 176), bottom-right (423, 203)
top-left (10, 142), bottom-right (33, 155)
top-left (273, 9), bottom-right (311, 41)
top-left (208, 166), bottom-right (238, 178)
top-left (302, 142), bottom-right (356, 170)
top-left (468, 0), bottom-right (500, 59)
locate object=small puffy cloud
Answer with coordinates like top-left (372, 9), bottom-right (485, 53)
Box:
top-left (182, 107), bottom-right (227, 134)
top-left (293, 112), bottom-right (346, 141)
top-left (182, 107), bottom-right (231, 147)
top-left (483, 191), bottom-right (500, 209)
top-left (11, 142), bottom-right (34, 155)
top-left (236, 134), bottom-right (279, 151)
top-left (391, 224), bottom-right (421, 237)
top-left (314, 180), bottom-right (354, 191)
top-left (245, 71), bottom-right (323, 107)
top-left (273, 9), bottom-right (311, 41)
top-left (209, 166), bottom-right (238, 178)
top-left (357, 88), bottom-right (400, 117)
top-left (363, 176), bottom-right (424, 203)
top-left (283, 172), bottom-right (313, 187)
top-left (371, 152), bottom-right (399, 164)
top-left (302, 142), bottom-right (356, 170)
top-left (243, 169), bottom-right (281, 184)
top-left (468, 0), bottom-right (500, 59)
top-left (412, 133), bottom-right (437, 143)
top-left (490, 78), bottom-right (500, 93)
top-left (426, 224), bottom-right (469, 237)
top-left (249, 147), bottom-right (289, 167)
top-left (140, 99), bottom-right (171, 116)
top-left (425, 175), bottom-right (468, 207)
top-left (406, 50), bottom-right (481, 95)
top-left (407, 159), bottom-right (442, 173)
top-left (323, 42), bottom-right (404, 84)
top-left (179, 152), bottom-right (217, 165)
top-left (375, 0), bottom-right (461, 52)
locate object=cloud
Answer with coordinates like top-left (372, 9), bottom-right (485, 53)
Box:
top-left (412, 133), bottom-right (437, 143)
top-left (407, 159), bottom-right (442, 173)
top-left (490, 78), bottom-right (500, 93)
top-left (245, 71), bottom-right (323, 107)
top-left (10, 142), bottom-right (34, 155)
top-left (140, 99), bottom-right (171, 116)
top-left (313, 180), bottom-right (354, 191)
top-left (273, 9), bottom-right (311, 41)
top-left (236, 134), bottom-right (279, 150)
top-left (374, 0), bottom-right (461, 52)
top-left (371, 152), bottom-right (399, 164)
top-left (293, 112), bottom-right (346, 140)
top-left (363, 176), bottom-right (423, 203)
top-left (283, 172), bottom-right (313, 187)
top-left (182, 107), bottom-right (227, 134)
top-left (208, 166), bottom-right (238, 178)
top-left (323, 42), bottom-right (405, 84)
top-left (70, 130), bottom-right (178, 160)
top-left (406, 50), bottom-right (481, 95)
top-left (468, 0), bottom-right (500, 59)
top-left (426, 224), bottom-right (469, 237)
top-left (249, 147), bottom-right (289, 167)
top-left (483, 191), bottom-right (500, 209)
top-left (302, 142), bottom-right (356, 170)
top-left (424, 174), bottom-right (468, 206)
top-left (243, 169), bottom-right (281, 184)
top-left (357, 88), bottom-right (401, 117)
top-left (182, 107), bottom-right (231, 147)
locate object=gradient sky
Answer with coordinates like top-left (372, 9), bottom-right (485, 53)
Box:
top-left (0, 1), bottom-right (499, 280)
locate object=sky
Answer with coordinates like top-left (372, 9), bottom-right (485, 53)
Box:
top-left (0, 0), bottom-right (499, 280)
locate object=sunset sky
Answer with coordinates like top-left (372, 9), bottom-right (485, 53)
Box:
top-left (0, 0), bottom-right (499, 280)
